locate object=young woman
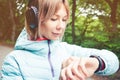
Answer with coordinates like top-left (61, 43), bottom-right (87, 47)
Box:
top-left (1, 0), bottom-right (119, 80)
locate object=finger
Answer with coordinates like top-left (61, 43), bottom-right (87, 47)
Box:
top-left (66, 63), bottom-right (75, 80)
top-left (66, 62), bottom-right (85, 80)
top-left (72, 60), bottom-right (85, 79)
top-left (62, 57), bottom-right (75, 69)
top-left (60, 68), bottom-right (67, 80)
top-left (78, 58), bottom-right (89, 77)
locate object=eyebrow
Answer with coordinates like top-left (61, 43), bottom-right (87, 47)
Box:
top-left (53, 14), bottom-right (68, 18)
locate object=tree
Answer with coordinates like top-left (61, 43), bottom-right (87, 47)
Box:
top-left (8, 0), bottom-right (16, 42)
top-left (71, 0), bottom-right (76, 43)
top-left (105, 0), bottom-right (119, 39)
top-left (0, 0), bottom-right (26, 42)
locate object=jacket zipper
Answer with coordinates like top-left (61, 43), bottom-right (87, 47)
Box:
top-left (48, 40), bottom-right (55, 77)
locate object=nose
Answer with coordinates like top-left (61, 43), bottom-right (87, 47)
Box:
top-left (56, 20), bottom-right (66, 30)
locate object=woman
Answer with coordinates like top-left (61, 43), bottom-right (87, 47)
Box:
top-left (1, 0), bottom-right (119, 80)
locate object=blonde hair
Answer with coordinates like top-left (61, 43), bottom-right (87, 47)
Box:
top-left (25, 0), bottom-right (70, 40)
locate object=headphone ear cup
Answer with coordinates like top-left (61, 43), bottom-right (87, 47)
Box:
top-left (26, 7), bottom-right (38, 29)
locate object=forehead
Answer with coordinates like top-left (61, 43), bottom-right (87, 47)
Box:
top-left (54, 3), bottom-right (67, 15)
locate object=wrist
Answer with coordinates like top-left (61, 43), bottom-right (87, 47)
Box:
top-left (90, 55), bottom-right (105, 73)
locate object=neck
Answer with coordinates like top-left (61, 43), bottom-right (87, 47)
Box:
top-left (36, 37), bottom-right (48, 41)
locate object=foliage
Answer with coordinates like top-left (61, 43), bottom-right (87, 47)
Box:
top-left (64, 0), bottom-right (120, 59)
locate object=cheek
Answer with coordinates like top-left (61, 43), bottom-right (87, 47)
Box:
top-left (46, 21), bottom-right (56, 27)
top-left (39, 24), bottom-right (47, 35)
top-left (61, 24), bottom-right (67, 32)
top-left (62, 28), bottom-right (66, 34)
top-left (40, 22), bottom-right (52, 33)
top-left (43, 21), bottom-right (57, 32)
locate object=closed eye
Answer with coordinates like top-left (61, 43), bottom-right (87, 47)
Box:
top-left (62, 18), bottom-right (67, 22)
top-left (51, 18), bottom-right (57, 21)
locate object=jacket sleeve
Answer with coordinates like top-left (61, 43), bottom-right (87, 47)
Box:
top-left (62, 42), bottom-right (119, 76)
top-left (1, 53), bottom-right (24, 80)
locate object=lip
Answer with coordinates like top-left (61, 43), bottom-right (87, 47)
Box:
top-left (52, 32), bottom-right (61, 36)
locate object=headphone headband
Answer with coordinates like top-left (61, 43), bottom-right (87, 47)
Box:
top-left (31, 6), bottom-right (38, 17)
top-left (26, 0), bottom-right (38, 29)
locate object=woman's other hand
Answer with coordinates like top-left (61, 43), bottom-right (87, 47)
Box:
top-left (60, 56), bottom-right (99, 80)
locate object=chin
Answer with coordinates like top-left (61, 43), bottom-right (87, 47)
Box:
top-left (51, 37), bottom-right (59, 40)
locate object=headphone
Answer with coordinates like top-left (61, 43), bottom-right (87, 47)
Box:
top-left (26, 0), bottom-right (38, 29)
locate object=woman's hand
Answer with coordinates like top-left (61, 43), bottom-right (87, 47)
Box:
top-left (59, 56), bottom-right (99, 80)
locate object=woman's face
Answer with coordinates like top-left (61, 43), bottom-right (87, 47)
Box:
top-left (40, 4), bottom-right (68, 40)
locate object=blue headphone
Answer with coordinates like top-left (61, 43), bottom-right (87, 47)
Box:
top-left (26, 0), bottom-right (38, 29)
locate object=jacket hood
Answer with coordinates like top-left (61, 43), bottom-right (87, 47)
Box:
top-left (14, 28), bottom-right (58, 55)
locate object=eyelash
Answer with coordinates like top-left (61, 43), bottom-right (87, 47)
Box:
top-left (62, 19), bottom-right (67, 22)
top-left (51, 18), bottom-right (57, 21)
top-left (51, 18), bottom-right (67, 22)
